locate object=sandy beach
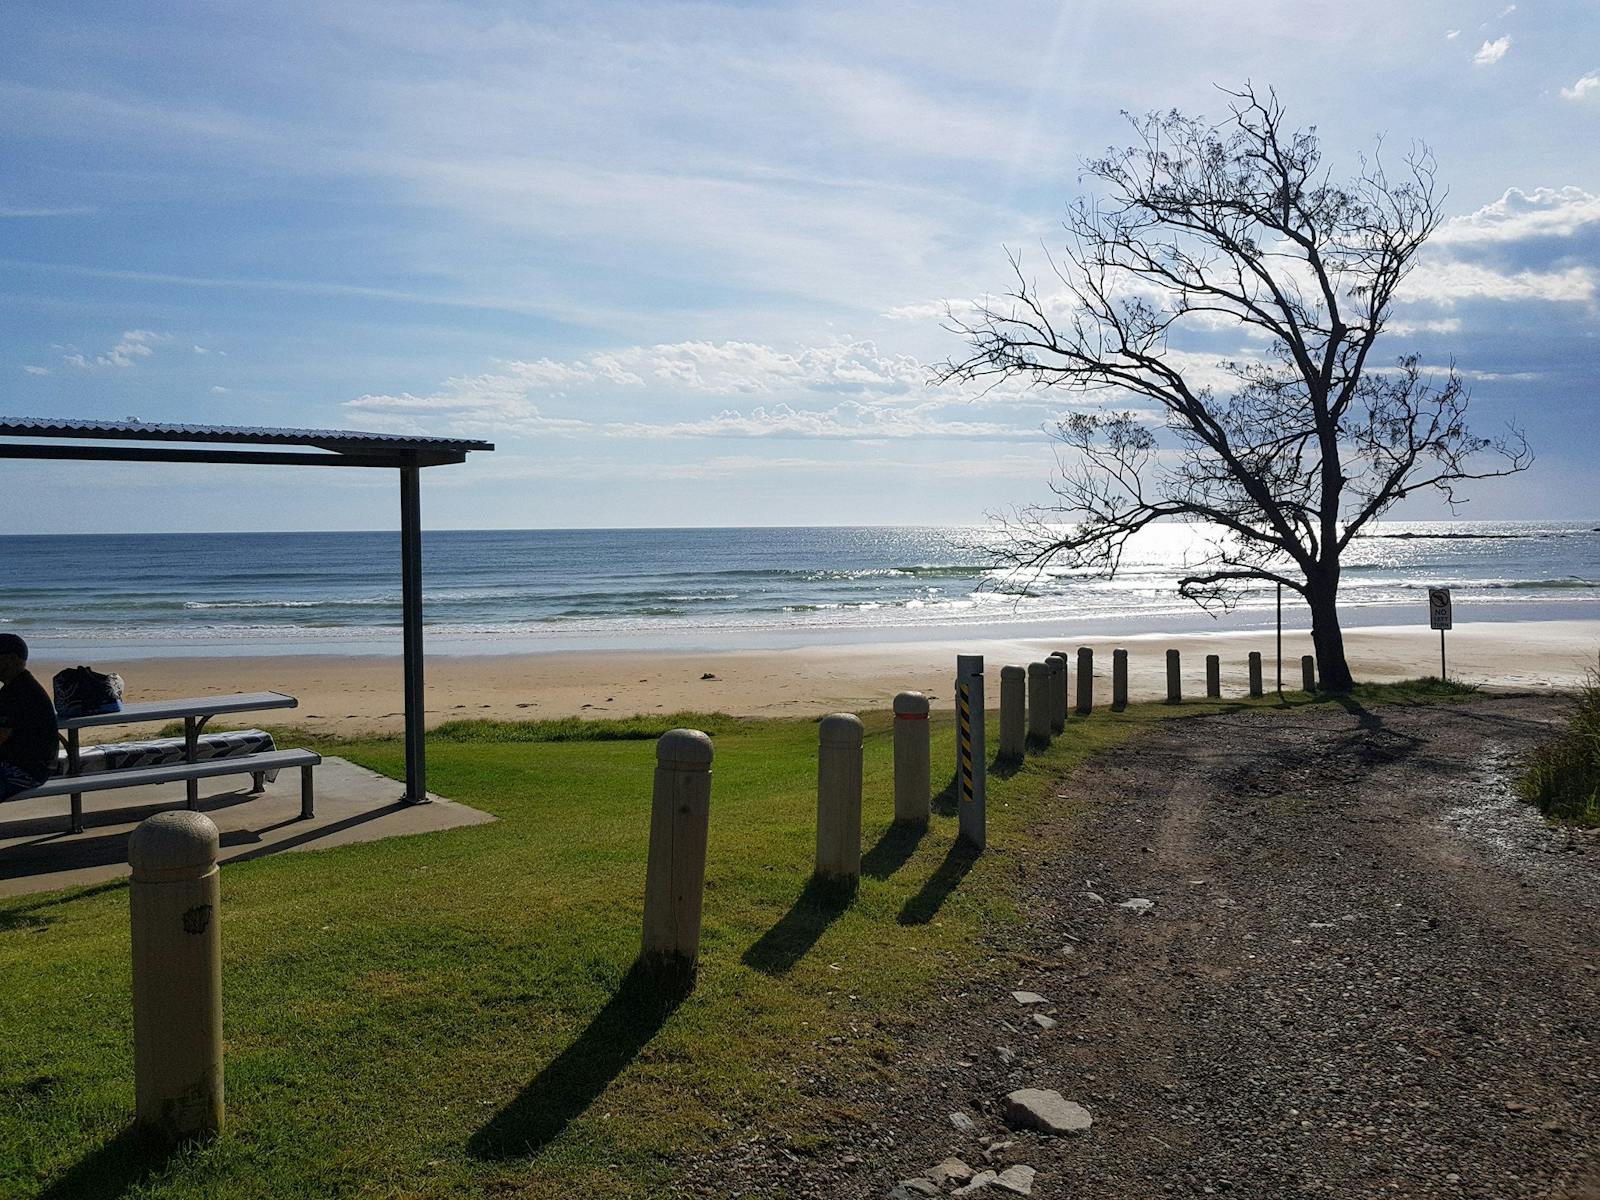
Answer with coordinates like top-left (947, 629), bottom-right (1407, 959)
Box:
top-left (33, 618), bottom-right (1600, 738)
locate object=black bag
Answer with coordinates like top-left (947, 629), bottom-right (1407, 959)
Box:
top-left (53, 666), bottom-right (125, 718)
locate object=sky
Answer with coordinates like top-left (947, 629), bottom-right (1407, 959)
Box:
top-left (2, 0), bottom-right (1597, 532)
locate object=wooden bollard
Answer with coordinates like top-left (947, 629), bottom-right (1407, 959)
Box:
top-left (1166, 649), bottom-right (1181, 704)
top-left (1112, 648), bottom-right (1128, 710)
top-left (816, 714), bottom-right (864, 890)
top-left (1027, 661), bottom-right (1051, 744)
top-left (1047, 654), bottom-right (1067, 733)
top-left (1301, 655), bottom-right (1317, 693)
top-left (1248, 651), bottom-right (1263, 698)
top-left (129, 811), bottom-right (224, 1140)
top-left (641, 729), bottom-right (714, 984)
top-left (1075, 647), bottom-right (1094, 714)
top-left (893, 692), bottom-right (931, 824)
top-left (1205, 654), bottom-right (1221, 699)
top-left (998, 667), bottom-right (1025, 761)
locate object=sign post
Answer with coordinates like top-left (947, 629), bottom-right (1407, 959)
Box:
top-left (1276, 582), bottom-right (1283, 695)
top-left (1428, 587), bottom-right (1453, 680)
top-left (955, 654), bottom-right (986, 851)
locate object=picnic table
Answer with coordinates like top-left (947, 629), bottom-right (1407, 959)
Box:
top-left (53, 691), bottom-right (305, 832)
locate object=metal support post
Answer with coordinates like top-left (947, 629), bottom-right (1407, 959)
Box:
top-left (399, 459), bottom-right (428, 804)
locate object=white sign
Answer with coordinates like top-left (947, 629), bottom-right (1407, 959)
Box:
top-left (1428, 587), bottom-right (1453, 631)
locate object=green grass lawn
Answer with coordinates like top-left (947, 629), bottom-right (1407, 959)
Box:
top-left (0, 682), bottom-right (1468, 1199)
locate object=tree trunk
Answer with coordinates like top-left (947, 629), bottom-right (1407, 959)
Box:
top-left (1306, 574), bottom-right (1355, 692)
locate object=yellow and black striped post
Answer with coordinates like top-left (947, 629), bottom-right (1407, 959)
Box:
top-left (954, 654), bottom-right (986, 850)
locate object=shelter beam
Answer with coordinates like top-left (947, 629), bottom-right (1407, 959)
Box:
top-left (0, 445), bottom-right (464, 469)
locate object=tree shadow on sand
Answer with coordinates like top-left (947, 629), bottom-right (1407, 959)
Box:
top-left (469, 964), bottom-right (685, 1161)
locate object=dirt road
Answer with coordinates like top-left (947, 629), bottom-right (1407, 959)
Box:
top-left (700, 694), bottom-right (1600, 1199)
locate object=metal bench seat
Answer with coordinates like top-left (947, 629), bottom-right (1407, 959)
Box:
top-left (55, 729), bottom-right (280, 778)
top-left (15, 748), bottom-right (321, 832)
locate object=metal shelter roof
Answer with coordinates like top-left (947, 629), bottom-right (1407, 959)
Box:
top-left (0, 416), bottom-right (493, 468)
top-left (1, 414), bottom-right (493, 805)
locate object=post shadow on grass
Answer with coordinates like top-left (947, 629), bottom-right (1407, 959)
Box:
top-left (0, 879), bottom-right (127, 932)
top-left (741, 874), bottom-right (856, 976)
top-left (860, 819), bottom-right (925, 880)
top-left (898, 838), bottom-right (981, 926)
top-left (991, 750), bottom-right (1022, 781)
top-left (36, 1124), bottom-right (176, 1200)
top-left (930, 767), bottom-right (960, 818)
top-left (469, 963), bottom-right (685, 1161)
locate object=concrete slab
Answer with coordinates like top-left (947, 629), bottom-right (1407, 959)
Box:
top-left (0, 757), bottom-right (495, 897)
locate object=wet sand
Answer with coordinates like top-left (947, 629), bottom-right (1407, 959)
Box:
top-left (32, 619), bottom-right (1599, 738)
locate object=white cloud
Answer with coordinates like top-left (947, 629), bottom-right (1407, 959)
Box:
top-left (1445, 29), bottom-right (1460, 40)
top-left (1402, 261), bottom-right (1596, 306)
top-left (1388, 317), bottom-right (1463, 336)
top-left (209, 385), bottom-right (229, 395)
top-left (1561, 73), bottom-right (1600, 102)
top-left (1455, 367), bottom-right (1543, 382)
top-left (1436, 186), bottom-right (1600, 244)
top-left (23, 364), bottom-right (49, 375)
top-left (346, 389), bottom-right (592, 436)
top-left (604, 400), bottom-right (1039, 442)
top-left (346, 338), bottom-right (948, 430)
top-left (882, 298), bottom-right (994, 323)
top-left (1473, 36), bottom-right (1511, 65)
top-left (1499, 4), bottom-right (1517, 16)
top-left (639, 340), bottom-right (930, 397)
top-left (63, 329), bottom-right (171, 369)
top-left (343, 336), bottom-right (1083, 442)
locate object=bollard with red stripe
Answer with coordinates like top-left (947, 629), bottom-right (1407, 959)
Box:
top-left (893, 691), bottom-right (931, 826)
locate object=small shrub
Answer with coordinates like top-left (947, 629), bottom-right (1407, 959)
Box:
top-left (1517, 658), bottom-right (1600, 826)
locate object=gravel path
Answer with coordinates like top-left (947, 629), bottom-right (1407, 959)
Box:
top-left (690, 694), bottom-right (1600, 1200)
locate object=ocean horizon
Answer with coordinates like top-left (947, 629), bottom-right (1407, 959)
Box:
top-left (3, 520), bottom-right (1598, 659)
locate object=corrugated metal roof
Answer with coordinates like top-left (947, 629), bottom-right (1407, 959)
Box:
top-left (0, 416), bottom-right (494, 453)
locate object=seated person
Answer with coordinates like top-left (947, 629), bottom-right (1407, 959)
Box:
top-left (0, 634), bottom-right (59, 800)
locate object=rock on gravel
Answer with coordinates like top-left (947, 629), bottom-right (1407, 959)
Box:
top-left (1116, 897), bottom-right (1155, 914)
top-left (930, 1157), bottom-right (975, 1185)
top-left (887, 1180), bottom-right (940, 1199)
top-left (993, 1164), bottom-right (1037, 1195)
top-left (1002, 1088), bottom-right (1093, 1135)
top-left (949, 1111), bottom-right (978, 1134)
top-left (952, 1169), bottom-right (998, 1196)
top-left (1010, 990), bottom-right (1049, 1005)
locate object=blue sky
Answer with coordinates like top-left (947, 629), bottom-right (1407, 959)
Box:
top-left (3, 0), bottom-right (1597, 532)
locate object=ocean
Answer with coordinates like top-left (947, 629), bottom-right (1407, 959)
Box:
top-left (2, 522), bottom-right (1597, 659)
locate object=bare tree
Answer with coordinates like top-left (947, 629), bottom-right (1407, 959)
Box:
top-left (940, 85), bottom-right (1529, 692)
